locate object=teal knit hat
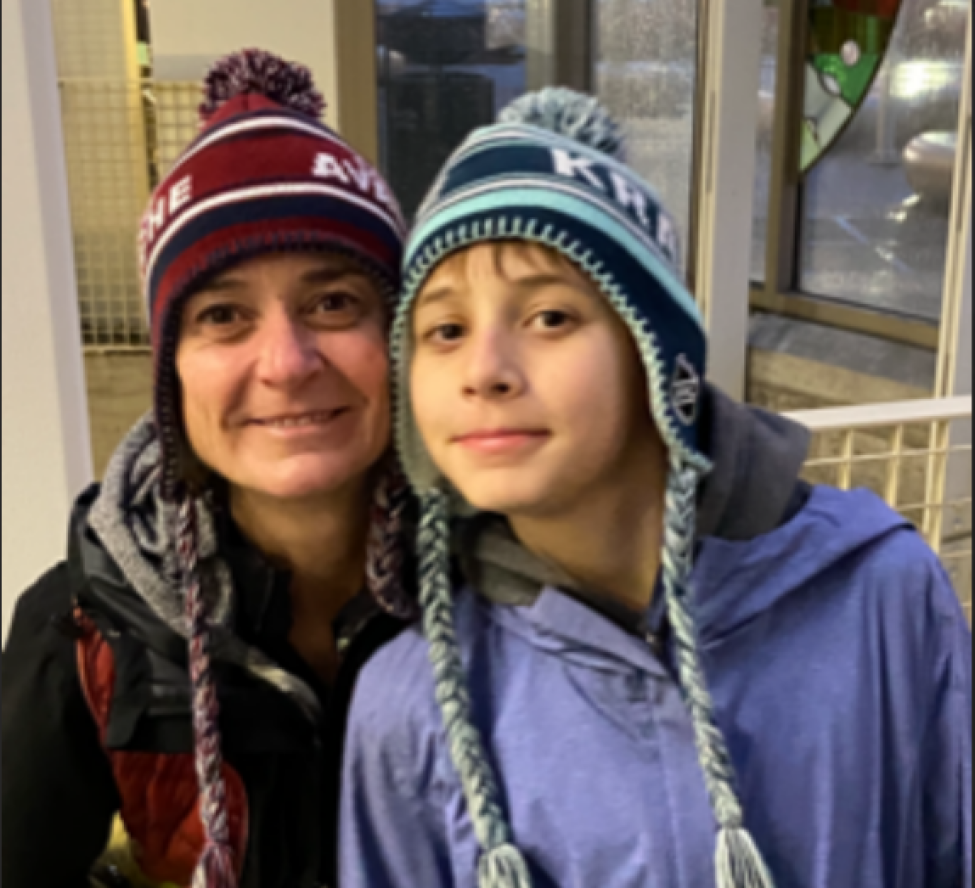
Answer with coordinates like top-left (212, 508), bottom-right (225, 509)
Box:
top-left (393, 89), bottom-right (776, 888)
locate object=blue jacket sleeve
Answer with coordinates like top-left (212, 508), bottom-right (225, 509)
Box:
top-left (340, 644), bottom-right (455, 888)
top-left (923, 568), bottom-right (972, 888)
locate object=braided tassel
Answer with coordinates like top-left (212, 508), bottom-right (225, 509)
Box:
top-left (662, 462), bottom-right (775, 888)
top-left (418, 491), bottom-right (534, 888)
top-left (178, 494), bottom-right (238, 888)
top-left (717, 829), bottom-right (776, 888)
top-left (479, 844), bottom-right (534, 888)
top-left (367, 462), bottom-right (418, 620)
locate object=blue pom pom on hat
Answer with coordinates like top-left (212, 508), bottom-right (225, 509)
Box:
top-left (392, 88), bottom-right (778, 888)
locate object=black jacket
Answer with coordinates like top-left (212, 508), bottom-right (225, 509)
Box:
top-left (2, 487), bottom-right (406, 888)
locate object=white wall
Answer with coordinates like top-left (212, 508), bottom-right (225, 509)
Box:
top-left (2, 0), bottom-right (94, 642)
top-left (150, 0), bottom-right (341, 130)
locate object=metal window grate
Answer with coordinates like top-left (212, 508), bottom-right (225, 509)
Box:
top-left (58, 79), bottom-right (201, 349)
top-left (788, 397), bottom-right (974, 617)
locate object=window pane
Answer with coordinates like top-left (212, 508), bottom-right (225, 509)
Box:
top-left (595, 0), bottom-right (702, 275)
top-left (800, 0), bottom-right (970, 321)
top-left (377, 0), bottom-right (528, 221)
top-left (753, 1), bottom-right (780, 285)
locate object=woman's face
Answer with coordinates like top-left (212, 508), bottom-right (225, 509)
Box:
top-left (177, 252), bottom-right (391, 504)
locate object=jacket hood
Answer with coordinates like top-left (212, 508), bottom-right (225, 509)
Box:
top-left (462, 388), bottom-right (810, 631)
top-left (82, 416), bottom-right (321, 722)
top-left (459, 384), bottom-right (813, 612)
top-left (697, 386), bottom-right (811, 541)
top-left (692, 485), bottom-right (911, 642)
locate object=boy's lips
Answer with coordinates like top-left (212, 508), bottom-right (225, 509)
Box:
top-left (453, 429), bottom-right (552, 456)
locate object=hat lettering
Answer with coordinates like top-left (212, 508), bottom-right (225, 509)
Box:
top-left (610, 172), bottom-right (651, 230)
top-left (169, 177), bottom-right (194, 215)
top-left (147, 198), bottom-right (168, 242)
top-left (344, 159), bottom-right (373, 194)
top-left (657, 213), bottom-right (680, 265)
top-left (314, 153), bottom-right (352, 185)
top-left (550, 148), bottom-right (679, 265)
top-left (140, 177), bottom-right (195, 255)
top-left (552, 149), bottom-right (607, 192)
top-left (315, 153), bottom-right (399, 216)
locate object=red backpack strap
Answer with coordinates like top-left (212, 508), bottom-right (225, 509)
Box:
top-left (74, 610), bottom-right (250, 887)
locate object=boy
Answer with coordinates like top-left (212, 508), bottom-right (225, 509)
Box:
top-left (341, 90), bottom-right (972, 888)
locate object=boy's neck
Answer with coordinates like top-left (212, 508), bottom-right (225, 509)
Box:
top-left (510, 448), bottom-right (669, 615)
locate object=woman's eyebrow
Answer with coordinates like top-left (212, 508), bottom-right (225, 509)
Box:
top-left (195, 276), bottom-right (247, 296)
top-left (301, 266), bottom-right (364, 286)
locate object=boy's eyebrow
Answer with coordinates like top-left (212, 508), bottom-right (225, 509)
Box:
top-left (417, 273), bottom-right (587, 309)
top-left (416, 285), bottom-right (459, 309)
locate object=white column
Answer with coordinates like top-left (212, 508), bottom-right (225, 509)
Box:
top-left (938, 20), bottom-right (973, 402)
top-left (694, 0), bottom-right (764, 401)
top-left (937, 21), bottom-right (972, 554)
top-left (2, 0), bottom-right (93, 641)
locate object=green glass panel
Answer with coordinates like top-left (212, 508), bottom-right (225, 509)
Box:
top-left (802, 0), bottom-right (905, 173)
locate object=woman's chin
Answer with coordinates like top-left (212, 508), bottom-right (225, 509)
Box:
top-left (233, 456), bottom-right (375, 504)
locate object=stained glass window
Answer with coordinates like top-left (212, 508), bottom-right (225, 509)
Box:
top-left (804, 0), bottom-right (905, 171)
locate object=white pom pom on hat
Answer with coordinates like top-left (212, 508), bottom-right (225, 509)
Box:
top-left (499, 87), bottom-right (627, 160)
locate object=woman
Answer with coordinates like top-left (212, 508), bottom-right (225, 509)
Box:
top-left (2, 50), bottom-right (414, 888)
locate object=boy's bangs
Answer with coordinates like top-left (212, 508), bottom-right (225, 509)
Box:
top-left (426, 240), bottom-right (596, 296)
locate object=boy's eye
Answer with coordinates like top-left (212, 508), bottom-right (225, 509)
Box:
top-left (427, 323), bottom-right (466, 344)
top-left (533, 310), bottom-right (575, 331)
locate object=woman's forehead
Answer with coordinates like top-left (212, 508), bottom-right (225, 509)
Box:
top-left (189, 253), bottom-right (378, 303)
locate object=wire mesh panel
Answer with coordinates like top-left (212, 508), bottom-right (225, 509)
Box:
top-left (152, 82), bottom-right (203, 177)
top-left (789, 397), bottom-right (974, 617)
top-left (58, 79), bottom-right (201, 348)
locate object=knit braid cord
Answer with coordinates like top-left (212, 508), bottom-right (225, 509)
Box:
top-left (661, 462), bottom-right (775, 888)
top-left (178, 495), bottom-right (238, 888)
top-left (419, 491), bottom-right (534, 888)
top-left (367, 463), bottom-right (417, 620)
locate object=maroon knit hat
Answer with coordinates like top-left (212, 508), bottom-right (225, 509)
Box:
top-left (139, 48), bottom-right (407, 498)
top-left (137, 51), bottom-right (413, 888)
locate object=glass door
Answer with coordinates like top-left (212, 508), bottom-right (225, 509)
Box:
top-left (593, 0), bottom-right (705, 276)
top-left (376, 0), bottom-right (528, 219)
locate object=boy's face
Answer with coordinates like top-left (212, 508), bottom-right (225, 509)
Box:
top-left (412, 243), bottom-right (665, 519)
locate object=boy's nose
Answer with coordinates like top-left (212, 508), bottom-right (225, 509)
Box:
top-left (462, 330), bottom-right (525, 401)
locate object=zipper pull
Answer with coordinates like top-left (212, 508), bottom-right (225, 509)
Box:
top-left (646, 631), bottom-right (665, 659)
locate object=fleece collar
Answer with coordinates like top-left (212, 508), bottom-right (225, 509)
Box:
top-left (86, 415), bottom-right (322, 723)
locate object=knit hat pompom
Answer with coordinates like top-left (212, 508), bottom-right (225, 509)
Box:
top-left (499, 88), bottom-right (626, 160)
top-left (200, 49), bottom-right (326, 123)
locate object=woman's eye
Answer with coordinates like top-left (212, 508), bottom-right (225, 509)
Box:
top-left (198, 305), bottom-right (242, 327)
top-left (315, 292), bottom-right (359, 314)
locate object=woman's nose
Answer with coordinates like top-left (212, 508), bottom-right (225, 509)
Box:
top-left (257, 313), bottom-right (323, 388)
